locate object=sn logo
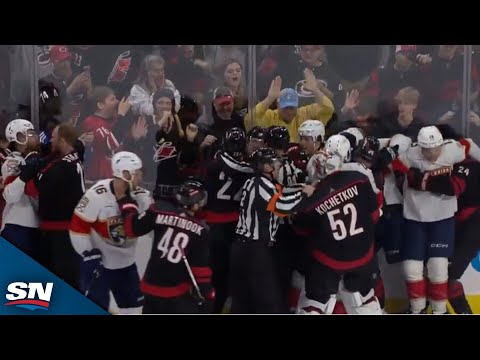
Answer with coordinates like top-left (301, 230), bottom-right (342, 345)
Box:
top-left (4, 282), bottom-right (54, 311)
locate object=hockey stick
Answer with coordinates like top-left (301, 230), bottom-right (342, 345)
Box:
top-left (180, 247), bottom-right (205, 306)
top-left (85, 268), bottom-right (101, 297)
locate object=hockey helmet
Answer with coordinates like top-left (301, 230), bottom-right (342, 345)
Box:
top-left (357, 136), bottom-right (380, 163)
top-left (247, 126), bottom-right (266, 142)
top-left (250, 147), bottom-right (280, 173)
top-left (223, 127), bottom-right (246, 159)
top-left (112, 151), bottom-right (143, 185)
top-left (176, 178), bottom-right (208, 208)
top-left (307, 150), bottom-right (343, 181)
top-left (265, 126), bottom-right (290, 151)
top-left (298, 120), bottom-right (325, 142)
top-left (325, 134), bottom-right (352, 162)
top-left (5, 119), bottom-right (35, 145)
top-left (417, 126), bottom-right (444, 148)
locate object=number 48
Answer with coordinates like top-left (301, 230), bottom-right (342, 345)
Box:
top-left (327, 203), bottom-right (364, 241)
top-left (157, 228), bottom-right (190, 263)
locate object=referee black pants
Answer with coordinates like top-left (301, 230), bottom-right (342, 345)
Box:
top-left (230, 239), bottom-right (285, 314)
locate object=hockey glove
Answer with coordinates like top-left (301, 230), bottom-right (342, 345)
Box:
top-left (406, 167), bottom-right (425, 190)
top-left (19, 152), bottom-right (45, 183)
top-left (374, 145), bottom-right (399, 171)
top-left (80, 249), bottom-right (104, 295)
top-left (117, 194), bottom-right (139, 215)
top-left (195, 284), bottom-right (215, 314)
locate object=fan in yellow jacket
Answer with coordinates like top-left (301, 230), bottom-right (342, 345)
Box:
top-left (245, 69), bottom-right (334, 143)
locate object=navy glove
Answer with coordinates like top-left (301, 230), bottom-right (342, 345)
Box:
top-left (374, 145), bottom-right (399, 171)
top-left (80, 249), bottom-right (104, 295)
top-left (19, 152), bottom-right (45, 182)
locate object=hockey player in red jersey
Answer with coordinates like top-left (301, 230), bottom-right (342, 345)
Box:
top-left (203, 127), bottom-right (253, 313)
top-left (69, 151), bottom-right (152, 314)
top-left (24, 123), bottom-right (86, 290)
top-left (117, 179), bottom-right (215, 314)
top-left (275, 150), bottom-right (383, 314)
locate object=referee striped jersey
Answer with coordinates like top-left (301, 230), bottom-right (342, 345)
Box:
top-left (277, 157), bottom-right (306, 187)
top-left (235, 175), bottom-right (305, 244)
top-left (277, 157), bottom-right (306, 225)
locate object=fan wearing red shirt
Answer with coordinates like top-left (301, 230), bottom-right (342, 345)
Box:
top-left (82, 86), bottom-right (130, 181)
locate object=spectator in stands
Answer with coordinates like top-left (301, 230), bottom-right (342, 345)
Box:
top-left (177, 95), bottom-right (201, 130)
top-left (129, 54), bottom-right (181, 117)
top-left (196, 86), bottom-right (245, 161)
top-left (366, 45), bottom-right (427, 105)
top-left (245, 70), bottom-right (334, 143)
top-left (38, 45), bottom-right (92, 126)
top-left (144, 89), bottom-right (199, 200)
top-left (81, 86), bottom-right (131, 181)
top-left (371, 86), bottom-right (424, 139)
top-left (166, 45), bottom-right (211, 104)
top-left (218, 59), bottom-right (248, 117)
top-left (432, 84), bottom-right (480, 141)
top-left (260, 45), bottom-right (344, 108)
top-left (327, 89), bottom-right (376, 136)
top-left (420, 45), bottom-right (479, 117)
top-left (123, 88), bottom-right (189, 187)
top-left (206, 45), bottom-right (247, 84)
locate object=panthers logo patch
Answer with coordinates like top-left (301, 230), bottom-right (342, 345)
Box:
top-left (107, 216), bottom-right (135, 248)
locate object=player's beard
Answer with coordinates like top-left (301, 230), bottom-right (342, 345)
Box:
top-left (25, 141), bottom-right (41, 154)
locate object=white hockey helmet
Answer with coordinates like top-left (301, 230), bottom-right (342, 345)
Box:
top-left (112, 151), bottom-right (143, 184)
top-left (342, 127), bottom-right (364, 147)
top-left (5, 119), bottom-right (34, 145)
top-left (307, 150), bottom-right (343, 181)
top-left (298, 120), bottom-right (325, 142)
top-left (325, 134), bottom-right (352, 162)
top-left (417, 126), bottom-right (443, 149)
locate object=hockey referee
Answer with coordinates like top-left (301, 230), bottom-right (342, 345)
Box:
top-left (230, 148), bottom-right (314, 313)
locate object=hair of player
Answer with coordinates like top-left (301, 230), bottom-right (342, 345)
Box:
top-left (56, 122), bottom-right (79, 147)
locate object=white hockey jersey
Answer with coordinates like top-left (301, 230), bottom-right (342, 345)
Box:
top-left (341, 161), bottom-right (383, 216)
top-left (379, 135), bottom-right (412, 206)
top-left (69, 179), bottom-right (153, 269)
top-left (394, 140), bottom-right (466, 222)
top-left (1, 152), bottom-right (39, 230)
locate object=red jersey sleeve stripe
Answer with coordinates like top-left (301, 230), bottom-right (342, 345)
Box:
top-left (69, 213), bottom-right (93, 235)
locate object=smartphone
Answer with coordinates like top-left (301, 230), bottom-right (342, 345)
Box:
top-left (83, 65), bottom-right (91, 76)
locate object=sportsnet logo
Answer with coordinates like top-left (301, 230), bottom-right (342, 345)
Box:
top-left (4, 282), bottom-right (54, 311)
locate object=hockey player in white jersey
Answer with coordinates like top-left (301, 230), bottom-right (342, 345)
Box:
top-left (69, 151), bottom-right (153, 314)
top-left (1, 119), bottom-right (42, 260)
top-left (297, 120), bottom-right (325, 159)
top-left (392, 125), bottom-right (473, 314)
top-left (284, 120), bottom-right (325, 312)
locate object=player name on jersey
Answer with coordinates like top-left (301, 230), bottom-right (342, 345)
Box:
top-left (155, 214), bottom-right (204, 235)
top-left (315, 185), bottom-right (359, 215)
